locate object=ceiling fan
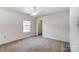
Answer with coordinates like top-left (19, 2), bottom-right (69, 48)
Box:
top-left (31, 7), bottom-right (38, 16)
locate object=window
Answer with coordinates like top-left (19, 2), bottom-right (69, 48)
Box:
top-left (23, 20), bottom-right (31, 33)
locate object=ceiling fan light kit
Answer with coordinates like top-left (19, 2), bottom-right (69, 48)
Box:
top-left (31, 7), bottom-right (38, 16)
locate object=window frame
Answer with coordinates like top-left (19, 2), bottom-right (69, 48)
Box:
top-left (23, 20), bottom-right (31, 33)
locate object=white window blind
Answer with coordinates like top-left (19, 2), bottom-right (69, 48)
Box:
top-left (23, 20), bottom-right (31, 32)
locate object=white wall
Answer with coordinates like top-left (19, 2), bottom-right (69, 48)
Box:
top-left (70, 8), bottom-right (79, 52)
top-left (40, 10), bottom-right (69, 42)
top-left (0, 9), bottom-right (36, 45)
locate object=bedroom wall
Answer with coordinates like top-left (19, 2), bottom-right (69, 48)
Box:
top-left (0, 9), bottom-right (36, 44)
top-left (40, 10), bottom-right (69, 42)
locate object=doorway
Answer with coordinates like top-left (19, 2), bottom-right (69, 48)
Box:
top-left (36, 19), bottom-right (42, 36)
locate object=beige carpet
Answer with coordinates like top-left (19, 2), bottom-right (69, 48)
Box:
top-left (0, 36), bottom-right (70, 52)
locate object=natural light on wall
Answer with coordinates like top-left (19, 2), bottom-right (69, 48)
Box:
top-left (23, 20), bottom-right (31, 33)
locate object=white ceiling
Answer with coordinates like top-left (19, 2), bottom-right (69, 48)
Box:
top-left (1, 7), bottom-right (69, 17)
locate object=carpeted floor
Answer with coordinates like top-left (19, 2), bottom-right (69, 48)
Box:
top-left (0, 36), bottom-right (70, 52)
